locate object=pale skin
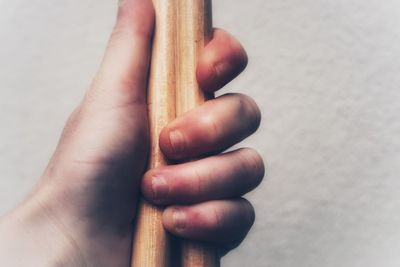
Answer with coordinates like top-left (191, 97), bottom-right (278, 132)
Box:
top-left (0, 0), bottom-right (265, 266)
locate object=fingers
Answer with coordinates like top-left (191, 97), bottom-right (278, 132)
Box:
top-left (159, 93), bottom-right (261, 160)
top-left (142, 148), bottom-right (264, 205)
top-left (197, 29), bottom-right (248, 93)
top-left (86, 0), bottom-right (154, 108)
top-left (162, 199), bottom-right (255, 245)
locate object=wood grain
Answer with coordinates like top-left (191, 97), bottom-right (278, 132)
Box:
top-left (175, 1), bottom-right (219, 267)
top-left (131, 1), bottom-right (176, 266)
top-left (132, 0), bottom-right (218, 266)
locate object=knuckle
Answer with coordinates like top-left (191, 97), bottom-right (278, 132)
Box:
top-left (242, 95), bottom-right (262, 133)
top-left (65, 107), bottom-right (80, 128)
top-left (61, 106), bottom-right (82, 139)
top-left (231, 94), bottom-right (262, 134)
top-left (239, 148), bottom-right (266, 185)
top-left (240, 198), bottom-right (256, 227)
top-left (231, 40), bottom-right (248, 68)
top-left (113, 14), bottom-right (153, 42)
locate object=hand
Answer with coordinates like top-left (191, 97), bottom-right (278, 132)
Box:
top-left (0, 0), bottom-right (264, 266)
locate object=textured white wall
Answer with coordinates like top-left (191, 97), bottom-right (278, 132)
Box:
top-left (1, 1), bottom-right (400, 266)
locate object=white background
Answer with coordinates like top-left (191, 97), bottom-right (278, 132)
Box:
top-left (1, 1), bottom-right (400, 266)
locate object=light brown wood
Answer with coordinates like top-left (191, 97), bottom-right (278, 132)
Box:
top-left (175, 1), bottom-right (219, 267)
top-left (175, 0), bottom-right (212, 115)
top-left (132, 0), bottom-right (217, 266)
top-left (131, 1), bottom-right (176, 266)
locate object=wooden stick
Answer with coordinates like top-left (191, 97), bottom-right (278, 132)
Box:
top-left (175, 1), bottom-right (219, 267)
top-left (132, 0), bottom-right (218, 266)
top-left (131, 1), bottom-right (176, 266)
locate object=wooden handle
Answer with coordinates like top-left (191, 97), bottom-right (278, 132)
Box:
top-left (131, 1), bottom-right (176, 266)
top-left (132, 1), bottom-right (218, 266)
top-left (175, 1), bottom-right (219, 267)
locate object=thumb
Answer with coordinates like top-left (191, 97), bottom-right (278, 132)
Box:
top-left (47, 0), bottom-right (155, 169)
top-left (86, 0), bottom-right (154, 109)
top-left (39, 0), bottom-right (155, 227)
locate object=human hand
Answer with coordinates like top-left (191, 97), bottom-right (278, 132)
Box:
top-left (0, 0), bottom-right (264, 266)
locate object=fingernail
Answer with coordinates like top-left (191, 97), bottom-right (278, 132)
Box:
top-left (172, 209), bottom-right (187, 231)
top-left (151, 176), bottom-right (169, 202)
top-left (169, 130), bottom-right (185, 155)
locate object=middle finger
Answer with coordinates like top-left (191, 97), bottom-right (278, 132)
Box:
top-left (159, 93), bottom-right (261, 160)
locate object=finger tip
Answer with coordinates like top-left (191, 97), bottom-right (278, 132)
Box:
top-left (159, 128), bottom-right (175, 157)
top-left (159, 127), bottom-right (186, 161)
top-left (163, 207), bottom-right (188, 235)
top-left (141, 170), bottom-right (171, 205)
top-left (197, 30), bottom-right (248, 93)
top-left (162, 207), bottom-right (174, 229)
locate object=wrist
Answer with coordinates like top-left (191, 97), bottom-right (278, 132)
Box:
top-left (0, 189), bottom-right (86, 266)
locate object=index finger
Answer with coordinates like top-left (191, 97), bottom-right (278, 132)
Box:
top-left (197, 29), bottom-right (248, 93)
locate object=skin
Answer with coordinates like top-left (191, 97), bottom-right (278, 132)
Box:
top-left (0, 0), bottom-right (264, 266)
